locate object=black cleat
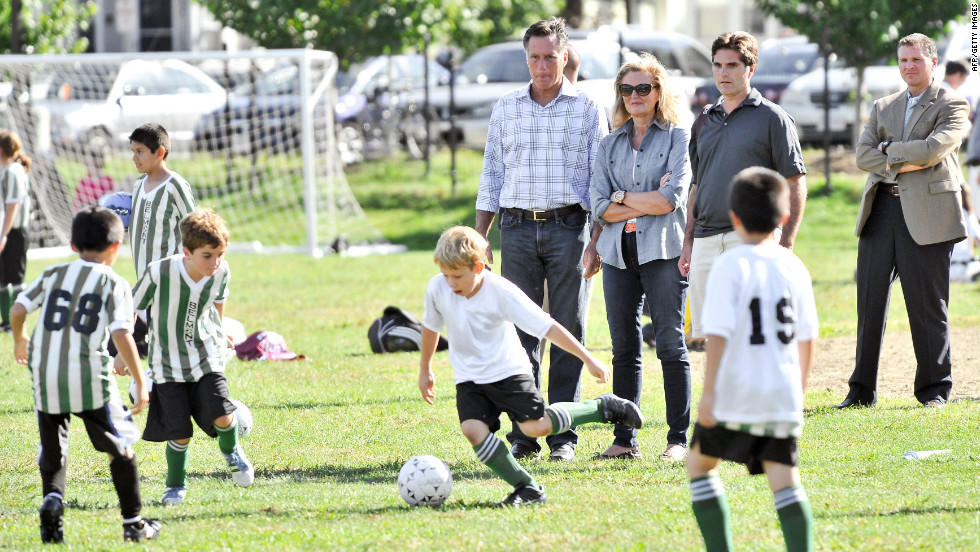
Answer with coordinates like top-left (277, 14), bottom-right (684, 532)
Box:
top-left (39, 495), bottom-right (64, 544)
top-left (509, 441), bottom-right (539, 460)
top-left (123, 518), bottom-right (161, 542)
top-left (599, 393), bottom-right (644, 429)
top-left (495, 484), bottom-right (547, 507)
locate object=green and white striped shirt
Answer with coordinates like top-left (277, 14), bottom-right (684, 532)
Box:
top-left (1, 161), bottom-right (30, 229)
top-left (130, 172), bottom-right (195, 280)
top-left (18, 259), bottom-right (135, 414)
top-left (133, 254), bottom-right (230, 383)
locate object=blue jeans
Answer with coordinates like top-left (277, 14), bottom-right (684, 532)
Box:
top-left (603, 232), bottom-right (690, 448)
top-left (499, 208), bottom-right (591, 452)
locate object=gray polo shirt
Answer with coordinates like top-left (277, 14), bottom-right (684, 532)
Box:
top-left (689, 88), bottom-right (806, 238)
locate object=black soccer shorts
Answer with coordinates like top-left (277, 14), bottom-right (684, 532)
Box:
top-left (142, 372), bottom-right (236, 441)
top-left (455, 374), bottom-right (546, 434)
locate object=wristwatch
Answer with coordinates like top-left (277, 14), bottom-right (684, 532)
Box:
top-left (613, 190), bottom-right (626, 204)
top-left (880, 140), bottom-right (892, 153)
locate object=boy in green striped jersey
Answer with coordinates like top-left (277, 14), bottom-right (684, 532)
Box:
top-left (128, 123), bottom-right (196, 280)
top-left (11, 206), bottom-right (161, 543)
top-left (134, 208), bottom-right (253, 506)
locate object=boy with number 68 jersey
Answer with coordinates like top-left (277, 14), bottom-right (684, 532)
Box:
top-left (687, 167), bottom-right (818, 552)
top-left (11, 206), bottom-right (160, 544)
top-left (134, 208), bottom-right (253, 507)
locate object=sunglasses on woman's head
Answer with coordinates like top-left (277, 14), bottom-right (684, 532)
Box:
top-left (618, 83), bottom-right (658, 97)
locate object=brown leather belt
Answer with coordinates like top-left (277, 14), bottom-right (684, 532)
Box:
top-left (878, 183), bottom-right (900, 196)
top-left (503, 205), bottom-right (584, 221)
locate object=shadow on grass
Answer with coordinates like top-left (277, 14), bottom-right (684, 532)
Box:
top-left (251, 460), bottom-right (497, 485)
top-left (264, 396), bottom-right (419, 409)
top-left (820, 504), bottom-right (980, 519)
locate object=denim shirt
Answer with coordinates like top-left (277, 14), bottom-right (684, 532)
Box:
top-left (590, 118), bottom-right (691, 269)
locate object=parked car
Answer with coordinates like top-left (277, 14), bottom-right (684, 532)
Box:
top-left (689, 36), bottom-right (843, 112)
top-left (778, 65), bottom-right (906, 144)
top-left (34, 59), bottom-right (226, 153)
top-left (430, 38), bottom-right (642, 150)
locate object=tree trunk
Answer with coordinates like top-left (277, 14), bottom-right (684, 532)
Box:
top-left (852, 67), bottom-right (867, 148)
top-left (11, 0), bottom-right (23, 53)
top-left (562, 0), bottom-right (583, 28)
top-left (625, 0), bottom-right (639, 24)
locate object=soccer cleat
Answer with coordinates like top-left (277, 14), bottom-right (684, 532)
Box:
top-left (224, 447), bottom-right (255, 487)
top-left (599, 393), bottom-right (644, 429)
top-left (123, 518), bottom-right (161, 542)
top-left (160, 486), bottom-right (187, 506)
top-left (39, 494), bottom-right (64, 544)
top-left (495, 484), bottom-right (547, 507)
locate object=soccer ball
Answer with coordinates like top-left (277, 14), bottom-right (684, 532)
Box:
top-left (397, 455), bottom-right (453, 507)
top-left (230, 399), bottom-right (253, 437)
top-left (128, 370), bottom-right (154, 405)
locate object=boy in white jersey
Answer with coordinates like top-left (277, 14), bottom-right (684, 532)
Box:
top-left (10, 207), bottom-right (161, 543)
top-left (418, 226), bottom-right (644, 507)
top-left (128, 123), bottom-right (196, 280)
top-left (686, 167), bottom-right (817, 552)
top-left (134, 208), bottom-right (253, 506)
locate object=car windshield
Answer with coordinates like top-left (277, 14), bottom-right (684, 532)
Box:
top-left (33, 64), bottom-right (117, 101)
top-left (757, 47), bottom-right (818, 76)
top-left (234, 65), bottom-right (298, 96)
top-left (455, 41), bottom-right (624, 85)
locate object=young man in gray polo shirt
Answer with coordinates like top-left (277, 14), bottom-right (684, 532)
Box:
top-left (679, 31), bottom-right (807, 352)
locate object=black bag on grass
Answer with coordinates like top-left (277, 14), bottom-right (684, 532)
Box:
top-left (369, 306), bottom-right (448, 353)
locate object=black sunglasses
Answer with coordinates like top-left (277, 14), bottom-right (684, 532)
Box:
top-left (618, 83), bottom-right (658, 97)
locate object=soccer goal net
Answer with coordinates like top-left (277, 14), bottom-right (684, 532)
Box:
top-left (0, 49), bottom-right (384, 257)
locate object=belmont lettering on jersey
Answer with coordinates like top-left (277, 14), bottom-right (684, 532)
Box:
top-left (183, 300), bottom-right (198, 343)
top-left (139, 199), bottom-right (153, 242)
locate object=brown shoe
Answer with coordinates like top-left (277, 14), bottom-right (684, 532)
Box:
top-left (687, 338), bottom-right (705, 352)
top-left (660, 444), bottom-right (687, 461)
top-left (594, 446), bottom-right (642, 460)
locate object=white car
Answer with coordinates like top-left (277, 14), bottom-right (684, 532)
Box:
top-left (779, 65), bottom-right (906, 144)
top-left (35, 59), bottom-right (226, 152)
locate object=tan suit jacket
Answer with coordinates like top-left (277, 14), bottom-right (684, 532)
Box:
top-left (855, 81), bottom-right (969, 245)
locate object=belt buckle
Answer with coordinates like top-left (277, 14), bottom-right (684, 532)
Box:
top-left (625, 222), bottom-right (637, 232)
top-left (532, 210), bottom-right (547, 221)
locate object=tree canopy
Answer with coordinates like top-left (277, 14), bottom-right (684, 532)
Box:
top-left (196, 0), bottom-right (561, 67)
top-left (0, 0), bottom-right (97, 54)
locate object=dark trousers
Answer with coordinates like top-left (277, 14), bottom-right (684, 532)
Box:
top-left (850, 191), bottom-right (954, 404)
top-left (498, 208), bottom-right (591, 452)
top-left (37, 408), bottom-right (143, 519)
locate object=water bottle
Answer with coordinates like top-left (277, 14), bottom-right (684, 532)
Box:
top-left (902, 449), bottom-right (951, 460)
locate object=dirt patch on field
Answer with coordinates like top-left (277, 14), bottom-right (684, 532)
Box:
top-left (689, 326), bottom-right (980, 401)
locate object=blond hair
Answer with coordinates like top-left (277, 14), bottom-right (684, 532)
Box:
top-left (179, 208), bottom-right (230, 251)
top-left (611, 54), bottom-right (682, 129)
top-left (434, 226), bottom-right (488, 269)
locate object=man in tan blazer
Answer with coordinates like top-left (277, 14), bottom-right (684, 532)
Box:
top-left (837, 33), bottom-right (969, 409)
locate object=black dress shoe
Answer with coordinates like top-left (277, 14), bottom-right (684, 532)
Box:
top-left (923, 398), bottom-right (946, 408)
top-left (834, 396), bottom-right (875, 409)
top-left (510, 441), bottom-right (539, 460)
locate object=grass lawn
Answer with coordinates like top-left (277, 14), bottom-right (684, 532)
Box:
top-left (0, 150), bottom-right (977, 550)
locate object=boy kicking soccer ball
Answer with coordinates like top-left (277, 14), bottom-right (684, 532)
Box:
top-left (418, 226), bottom-right (643, 507)
top-left (135, 208), bottom-right (253, 506)
top-left (11, 207), bottom-right (160, 543)
top-left (686, 167), bottom-right (818, 552)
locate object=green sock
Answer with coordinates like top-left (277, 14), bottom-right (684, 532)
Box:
top-left (0, 285), bottom-right (12, 325)
top-left (165, 441), bottom-right (189, 488)
top-left (214, 417), bottom-right (239, 455)
top-left (775, 485), bottom-right (815, 552)
top-left (473, 434), bottom-right (537, 489)
top-left (690, 475), bottom-right (734, 552)
top-left (545, 399), bottom-right (603, 435)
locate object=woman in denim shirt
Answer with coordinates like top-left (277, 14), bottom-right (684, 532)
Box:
top-left (589, 55), bottom-right (692, 461)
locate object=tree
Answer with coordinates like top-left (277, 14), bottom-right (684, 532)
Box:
top-left (0, 0), bottom-right (97, 54)
top-left (755, 0), bottom-right (969, 144)
top-left (196, 0), bottom-right (560, 67)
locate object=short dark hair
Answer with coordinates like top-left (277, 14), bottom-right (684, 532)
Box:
top-left (728, 167), bottom-right (789, 233)
top-left (129, 123), bottom-right (171, 159)
top-left (523, 17), bottom-right (568, 53)
top-left (72, 206), bottom-right (125, 252)
top-left (946, 59), bottom-right (968, 77)
top-left (711, 31), bottom-right (759, 68)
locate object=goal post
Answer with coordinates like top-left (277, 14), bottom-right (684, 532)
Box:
top-left (0, 49), bottom-right (385, 257)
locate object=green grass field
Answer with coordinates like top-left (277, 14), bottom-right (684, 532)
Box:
top-left (0, 151), bottom-right (978, 550)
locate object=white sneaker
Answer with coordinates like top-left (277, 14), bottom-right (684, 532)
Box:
top-left (224, 447), bottom-right (254, 487)
top-left (160, 486), bottom-right (187, 506)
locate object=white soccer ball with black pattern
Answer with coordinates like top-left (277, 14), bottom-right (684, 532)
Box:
top-left (128, 370), bottom-right (154, 405)
top-left (397, 455), bottom-right (453, 507)
top-left (229, 399), bottom-right (253, 437)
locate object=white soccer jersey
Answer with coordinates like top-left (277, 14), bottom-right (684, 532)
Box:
top-left (1, 161), bottom-right (30, 229)
top-left (422, 270), bottom-right (554, 384)
top-left (16, 259), bottom-right (135, 414)
top-left (133, 254), bottom-right (230, 383)
top-left (130, 172), bottom-right (195, 279)
top-left (702, 243), bottom-right (818, 426)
